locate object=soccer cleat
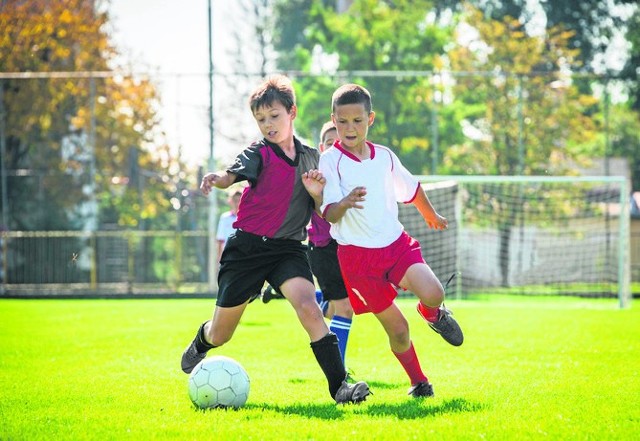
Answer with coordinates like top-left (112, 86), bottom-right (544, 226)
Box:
top-left (181, 339), bottom-right (207, 374)
top-left (181, 323), bottom-right (211, 374)
top-left (334, 380), bottom-right (371, 404)
top-left (261, 285), bottom-right (284, 304)
top-left (418, 303), bottom-right (464, 346)
top-left (408, 382), bottom-right (434, 398)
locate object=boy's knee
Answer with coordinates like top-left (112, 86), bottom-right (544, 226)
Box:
top-left (388, 321), bottom-right (410, 343)
top-left (301, 299), bottom-right (325, 321)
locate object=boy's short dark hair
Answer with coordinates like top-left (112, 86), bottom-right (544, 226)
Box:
top-left (249, 75), bottom-right (296, 113)
top-left (320, 121), bottom-right (336, 143)
top-left (331, 84), bottom-right (372, 113)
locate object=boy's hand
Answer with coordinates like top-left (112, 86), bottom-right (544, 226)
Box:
top-left (341, 186), bottom-right (367, 210)
top-left (425, 213), bottom-right (448, 230)
top-left (200, 173), bottom-right (221, 196)
top-left (302, 169), bottom-right (326, 198)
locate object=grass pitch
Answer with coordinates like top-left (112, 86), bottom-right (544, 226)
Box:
top-left (1, 296), bottom-right (638, 440)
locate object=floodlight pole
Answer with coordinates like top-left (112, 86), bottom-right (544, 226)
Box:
top-left (207, 0), bottom-right (219, 293)
top-left (0, 80), bottom-right (8, 231)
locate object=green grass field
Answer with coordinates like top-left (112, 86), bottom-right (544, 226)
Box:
top-left (1, 296), bottom-right (638, 440)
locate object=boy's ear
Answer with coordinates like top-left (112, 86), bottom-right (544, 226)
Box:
top-left (368, 111), bottom-right (376, 126)
top-left (290, 104), bottom-right (298, 120)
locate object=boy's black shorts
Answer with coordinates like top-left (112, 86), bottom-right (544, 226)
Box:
top-left (217, 229), bottom-right (314, 307)
top-left (308, 239), bottom-right (348, 301)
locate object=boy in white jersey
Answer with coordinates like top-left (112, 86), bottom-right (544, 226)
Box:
top-left (319, 83), bottom-right (463, 398)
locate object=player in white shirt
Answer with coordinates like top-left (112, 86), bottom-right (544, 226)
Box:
top-left (216, 189), bottom-right (242, 271)
top-left (319, 83), bottom-right (464, 399)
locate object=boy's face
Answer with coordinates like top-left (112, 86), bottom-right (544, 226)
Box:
top-left (229, 194), bottom-right (241, 213)
top-left (253, 101), bottom-right (296, 146)
top-left (331, 103), bottom-right (374, 151)
top-left (320, 128), bottom-right (338, 152)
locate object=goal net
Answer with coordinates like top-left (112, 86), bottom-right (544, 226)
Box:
top-left (399, 176), bottom-right (631, 307)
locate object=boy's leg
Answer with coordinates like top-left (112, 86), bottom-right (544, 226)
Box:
top-left (309, 241), bottom-right (353, 363)
top-left (399, 263), bottom-right (463, 347)
top-left (280, 277), bottom-right (370, 403)
top-left (328, 298), bottom-right (352, 366)
top-left (375, 303), bottom-right (433, 397)
top-left (180, 303), bottom-right (246, 373)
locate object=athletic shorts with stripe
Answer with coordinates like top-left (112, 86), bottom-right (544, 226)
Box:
top-left (337, 231), bottom-right (425, 315)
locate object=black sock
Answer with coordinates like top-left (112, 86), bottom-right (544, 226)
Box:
top-left (310, 332), bottom-right (347, 398)
top-left (195, 321), bottom-right (216, 353)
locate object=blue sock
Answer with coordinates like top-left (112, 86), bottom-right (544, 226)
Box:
top-left (329, 315), bottom-right (352, 366)
top-left (315, 290), bottom-right (324, 304)
top-left (320, 300), bottom-right (330, 316)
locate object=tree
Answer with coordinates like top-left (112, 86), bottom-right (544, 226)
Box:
top-left (0, 0), bottom-right (184, 231)
top-left (444, 6), bottom-right (599, 176)
top-left (444, 6), bottom-right (605, 286)
top-left (432, 0), bottom-right (637, 74)
top-left (272, 0), bottom-right (452, 170)
top-left (621, 6), bottom-right (640, 111)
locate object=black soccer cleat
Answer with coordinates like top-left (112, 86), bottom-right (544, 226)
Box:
top-left (334, 380), bottom-right (371, 404)
top-left (181, 339), bottom-right (207, 374)
top-left (181, 323), bottom-right (210, 374)
top-left (408, 381), bottom-right (434, 398)
top-left (418, 303), bottom-right (464, 347)
top-left (261, 285), bottom-right (284, 304)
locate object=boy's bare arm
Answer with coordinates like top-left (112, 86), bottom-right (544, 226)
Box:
top-left (324, 186), bottom-right (367, 223)
top-left (200, 171), bottom-right (237, 196)
top-left (302, 169), bottom-right (326, 212)
top-left (413, 187), bottom-right (448, 230)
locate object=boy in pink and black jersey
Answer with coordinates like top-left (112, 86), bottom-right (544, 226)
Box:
top-left (180, 75), bottom-right (370, 405)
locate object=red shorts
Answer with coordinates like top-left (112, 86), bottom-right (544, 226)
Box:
top-left (337, 231), bottom-right (425, 315)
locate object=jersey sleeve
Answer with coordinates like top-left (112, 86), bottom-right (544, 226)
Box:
top-left (390, 150), bottom-right (420, 203)
top-left (226, 143), bottom-right (263, 186)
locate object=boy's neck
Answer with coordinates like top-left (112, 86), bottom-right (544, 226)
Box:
top-left (343, 141), bottom-right (370, 160)
top-left (271, 135), bottom-right (296, 159)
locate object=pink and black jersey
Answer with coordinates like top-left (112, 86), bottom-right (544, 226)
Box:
top-left (228, 137), bottom-right (320, 241)
top-left (319, 140), bottom-right (420, 248)
top-left (307, 211), bottom-right (332, 247)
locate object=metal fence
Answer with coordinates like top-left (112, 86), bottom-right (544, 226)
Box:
top-left (0, 230), bottom-right (211, 296)
top-left (2, 218), bottom-right (639, 298)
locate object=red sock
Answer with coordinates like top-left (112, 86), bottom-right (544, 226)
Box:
top-left (393, 342), bottom-right (428, 385)
top-left (418, 302), bottom-right (440, 322)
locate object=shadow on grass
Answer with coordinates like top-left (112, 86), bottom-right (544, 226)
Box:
top-left (286, 379), bottom-right (397, 389)
top-left (244, 397), bottom-right (483, 420)
top-left (355, 397), bottom-right (484, 419)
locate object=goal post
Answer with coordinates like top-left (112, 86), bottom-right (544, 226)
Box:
top-left (399, 175), bottom-right (631, 308)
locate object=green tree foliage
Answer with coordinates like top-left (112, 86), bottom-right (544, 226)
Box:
top-left (435, 0), bottom-right (637, 74)
top-left (0, 0), bottom-right (183, 231)
top-left (443, 6), bottom-right (608, 287)
top-left (443, 6), bottom-right (599, 176)
top-left (621, 7), bottom-right (640, 111)
top-left (272, 0), bottom-right (452, 170)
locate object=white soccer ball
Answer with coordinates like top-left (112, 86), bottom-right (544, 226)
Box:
top-left (188, 355), bottom-right (250, 409)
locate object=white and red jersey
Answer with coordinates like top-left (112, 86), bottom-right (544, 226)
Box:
top-left (319, 140), bottom-right (420, 248)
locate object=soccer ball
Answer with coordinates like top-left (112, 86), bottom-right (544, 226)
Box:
top-left (188, 356), bottom-right (250, 409)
